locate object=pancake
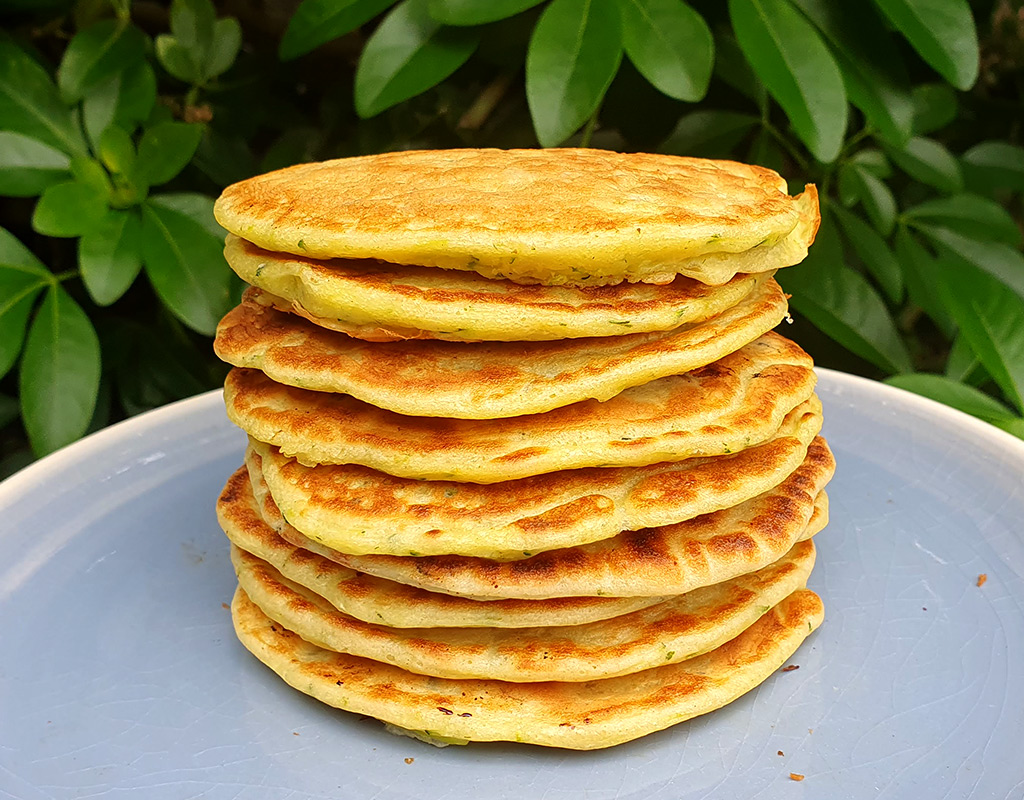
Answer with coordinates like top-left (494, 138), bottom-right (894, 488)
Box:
top-left (232, 585), bottom-right (825, 749)
top-left (246, 397), bottom-right (822, 559)
top-left (224, 332), bottom-right (816, 482)
top-left (214, 149), bottom-right (819, 287)
top-left (232, 539), bottom-right (816, 682)
top-left (213, 278), bottom-right (789, 419)
top-left (218, 467), bottom-right (667, 628)
top-left (227, 234), bottom-right (770, 342)
top-left (252, 437), bottom-right (834, 598)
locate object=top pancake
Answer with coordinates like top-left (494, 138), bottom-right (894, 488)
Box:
top-left (225, 234), bottom-right (768, 342)
top-left (214, 149), bottom-right (820, 287)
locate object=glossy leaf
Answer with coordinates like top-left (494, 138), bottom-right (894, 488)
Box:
top-left (170, 0), bottom-right (216, 60)
top-left (871, 0), bottom-right (978, 90)
top-left (205, 18), bottom-right (242, 78)
top-left (904, 194), bottom-right (1021, 247)
top-left (839, 163), bottom-right (897, 235)
top-left (850, 148), bottom-right (892, 179)
top-left (779, 217), bottom-right (911, 373)
top-left (917, 224), bottom-right (1024, 303)
top-left (791, 0), bottom-right (912, 145)
top-left (911, 83), bottom-right (956, 134)
top-left (935, 258), bottom-right (1024, 412)
top-left (0, 266), bottom-right (47, 380)
top-left (832, 204), bottom-right (903, 304)
top-left (355, 0), bottom-right (479, 119)
top-left (962, 142), bottom-right (1024, 193)
top-left (619, 0), bottom-right (713, 102)
top-left (141, 194), bottom-right (231, 335)
top-left (19, 286), bottom-right (101, 456)
top-left (429, 0), bottom-right (545, 25)
top-left (57, 20), bottom-right (147, 103)
top-left (893, 226), bottom-right (953, 337)
top-left (729, 0), bottom-right (846, 162)
top-left (658, 110), bottom-right (758, 158)
top-left (78, 209), bottom-right (143, 305)
top-left (885, 374), bottom-right (1024, 438)
top-left (31, 180), bottom-right (108, 238)
top-left (98, 126), bottom-right (136, 175)
top-left (887, 136), bottom-right (962, 193)
top-left (0, 131), bottom-right (71, 196)
top-left (945, 334), bottom-right (985, 386)
top-left (526, 0), bottom-right (622, 147)
top-left (280, 0), bottom-right (396, 60)
top-left (155, 35), bottom-right (201, 84)
top-left (82, 64), bottom-right (157, 148)
top-left (0, 34), bottom-right (87, 155)
top-left (135, 122), bottom-right (204, 187)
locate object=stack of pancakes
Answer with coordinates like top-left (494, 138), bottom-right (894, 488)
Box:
top-left (210, 149), bottom-right (833, 750)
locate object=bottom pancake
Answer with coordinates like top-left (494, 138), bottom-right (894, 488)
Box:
top-left (232, 586), bottom-right (824, 750)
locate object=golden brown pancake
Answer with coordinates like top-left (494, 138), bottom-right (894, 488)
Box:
top-left (214, 149), bottom-right (819, 287)
top-left (231, 585), bottom-right (825, 749)
top-left (233, 539), bottom-right (815, 682)
top-left (247, 436), bottom-right (834, 598)
top-left (246, 397), bottom-right (822, 559)
top-left (224, 332), bottom-right (816, 482)
top-left (213, 278), bottom-right (789, 419)
top-left (217, 466), bottom-right (668, 628)
top-left (227, 234), bottom-right (770, 342)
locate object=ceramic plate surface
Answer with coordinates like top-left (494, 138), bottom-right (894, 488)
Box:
top-left (1, 370), bottom-right (1022, 800)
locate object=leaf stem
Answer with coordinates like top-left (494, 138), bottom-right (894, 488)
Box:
top-left (579, 107), bottom-right (600, 148)
top-left (53, 270), bottom-right (80, 284)
top-left (762, 119), bottom-right (809, 171)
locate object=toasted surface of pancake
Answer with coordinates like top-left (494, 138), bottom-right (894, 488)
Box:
top-left (214, 279), bottom-right (789, 419)
top-left (214, 149), bottom-right (819, 287)
top-left (218, 467), bottom-right (667, 628)
top-left (225, 332), bottom-right (816, 482)
top-left (227, 235), bottom-right (770, 342)
top-left (234, 539), bottom-right (815, 682)
top-left (232, 585), bottom-right (825, 749)
top-left (256, 437), bottom-right (834, 598)
top-left (246, 398), bottom-right (822, 559)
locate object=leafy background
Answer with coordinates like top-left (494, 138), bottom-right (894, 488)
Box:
top-left (1, 0), bottom-right (1022, 476)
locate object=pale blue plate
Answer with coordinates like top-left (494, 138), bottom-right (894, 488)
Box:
top-left (1, 370), bottom-right (1022, 800)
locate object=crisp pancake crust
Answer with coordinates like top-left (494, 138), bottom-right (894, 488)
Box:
top-left (233, 539), bottom-right (816, 682)
top-left (231, 585), bottom-right (825, 749)
top-left (225, 332), bottom-right (817, 482)
top-left (253, 436), bottom-right (835, 598)
top-left (214, 149), bottom-right (819, 287)
top-left (246, 398), bottom-right (822, 559)
top-left (217, 467), bottom-right (668, 628)
top-left (227, 234), bottom-right (770, 342)
top-left (213, 278), bottom-right (789, 419)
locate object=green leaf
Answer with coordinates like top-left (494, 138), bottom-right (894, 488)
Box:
top-left (778, 216), bottom-right (911, 373)
top-left (658, 110), bottom-right (758, 158)
top-left (713, 30), bottom-right (766, 108)
top-left (893, 226), bottom-right (953, 337)
top-left (839, 163), bottom-right (897, 235)
top-left (791, 0), bottom-right (913, 146)
top-left (0, 393), bottom-right (18, 431)
top-left (728, 0), bottom-right (846, 162)
top-left (98, 125), bottom-right (136, 175)
top-left (935, 259), bottom-right (1024, 412)
top-left (0, 33), bottom-right (88, 155)
top-left (962, 142), bottom-right (1024, 194)
top-left (748, 127), bottom-right (786, 173)
top-left (0, 224), bottom-right (48, 273)
top-left (917, 224), bottom-right (1024, 303)
top-left (280, 0), bottom-right (396, 60)
top-left (355, 0), bottom-right (480, 119)
top-left (945, 334), bottom-right (986, 386)
top-left (871, 0), bottom-right (977, 90)
top-left (904, 194), bottom-right (1021, 247)
top-left (78, 208), bottom-right (143, 305)
top-left (205, 17), bottom-right (242, 78)
top-left (618, 0), bottom-right (712, 102)
top-left (31, 180), bottom-right (108, 238)
top-left (850, 148), bottom-right (892, 179)
top-left (886, 136), bottom-right (962, 193)
top-left (911, 83), bottom-right (956, 135)
top-left (0, 131), bottom-right (71, 196)
top-left (526, 0), bottom-right (622, 147)
top-left (141, 194), bottom-right (231, 335)
top-left (832, 204), bottom-right (903, 304)
top-left (429, 0), bottom-right (544, 25)
top-left (155, 35), bottom-right (202, 84)
top-left (70, 155), bottom-right (113, 199)
top-left (83, 63), bottom-right (157, 148)
top-left (170, 0), bottom-right (216, 60)
top-left (135, 121), bottom-right (203, 187)
top-left (0, 265), bottom-right (48, 380)
top-left (19, 286), bottom-right (101, 456)
top-left (57, 19), bottom-right (147, 103)
top-left (885, 374), bottom-right (1024, 437)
